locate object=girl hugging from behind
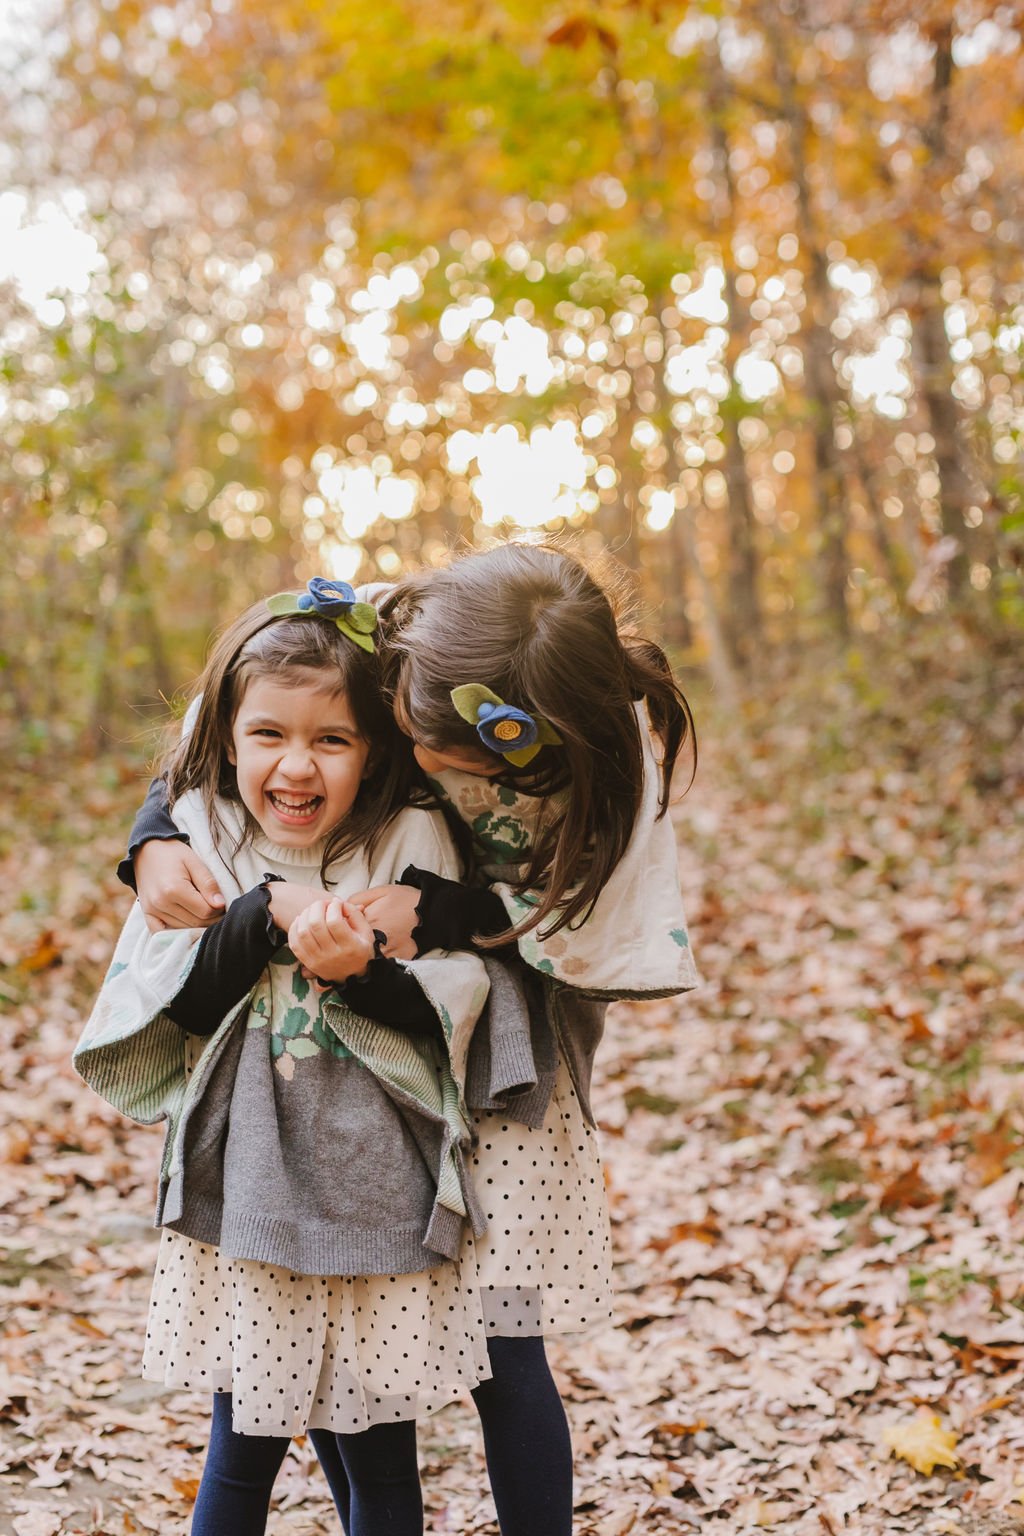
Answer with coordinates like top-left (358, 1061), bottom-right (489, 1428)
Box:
top-left (115, 544), bottom-right (700, 1536)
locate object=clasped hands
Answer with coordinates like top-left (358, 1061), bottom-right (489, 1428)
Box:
top-left (267, 880), bottom-right (421, 984)
top-left (134, 839), bottom-right (422, 979)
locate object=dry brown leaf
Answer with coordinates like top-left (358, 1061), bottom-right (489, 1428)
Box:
top-left (878, 1161), bottom-right (938, 1212)
top-left (647, 1220), bottom-right (721, 1251)
top-left (12, 1513), bottom-right (63, 1536)
top-left (735, 1497), bottom-right (794, 1526)
top-left (70, 1315), bottom-right (110, 1339)
top-left (26, 1453), bottom-right (69, 1490)
top-left (16, 932), bottom-right (62, 974)
top-left (969, 1121), bottom-right (1020, 1186)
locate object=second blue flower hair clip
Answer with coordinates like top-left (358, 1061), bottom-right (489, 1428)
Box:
top-left (450, 684), bottom-right (562, 767)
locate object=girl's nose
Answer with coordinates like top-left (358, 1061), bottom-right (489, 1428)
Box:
top-left (280, 745), bottom-right (316, 778)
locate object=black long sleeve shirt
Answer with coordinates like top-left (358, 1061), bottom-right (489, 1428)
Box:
top-left (122, 778), bottom-right (515, 958)
top-left (123, 783), bottom-right (440, 1038)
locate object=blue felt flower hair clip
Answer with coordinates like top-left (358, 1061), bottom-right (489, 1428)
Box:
top-left (450, 684), bottom-right (562, 767)
top-left (265, 578), bottom-right (378, 652)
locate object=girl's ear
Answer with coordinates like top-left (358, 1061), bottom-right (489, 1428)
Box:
top-left (226, 742), bottom-right (237, 767)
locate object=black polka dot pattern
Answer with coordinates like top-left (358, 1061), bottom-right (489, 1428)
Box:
top-left (143, 1062), bottom-right (612, 1435)
top-left (142, 1235), bottom-right (492, 1437)
top-left (459, 1059), bottom-right (613, 1338)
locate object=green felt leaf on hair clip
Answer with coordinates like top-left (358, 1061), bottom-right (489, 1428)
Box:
top-left (266, 591), bottom-right (302, 616)
top-left (334, 617), bottom-right (376, 652)
top-left (535, 718), bottom-right (563, 746)
top-left (451, 684), bottom-right (504, 723)
top-left (264, 588), bottom-right (377, 652)
top-left (345, 602), bottom-right (379, 635)
top-left (501, 742), bottom-right (542, 768)
top-left (450, 683), bottom-right (561, 767)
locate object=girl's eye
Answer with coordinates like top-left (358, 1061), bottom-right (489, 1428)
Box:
top-left (321, 734), bottom-right (350, 746)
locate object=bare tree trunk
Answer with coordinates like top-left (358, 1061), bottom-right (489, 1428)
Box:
top-left (87, 512), bottom-right (143, 752)
top-left (675, 502), bottom-right (740, 713)
top-left (909, 21), bottom-right (974, 599)
top-left (664, 504), bottom-right (695, 652)
top-left (848, 419), bottom-right (910, 598)
top-left (600, 401), bottom-right (641, 569)
top-left (765, 14), bottom-right (850, 636)
top-left (706, 43), bottom-right (763, 666)
top-left (136, 581), bottom-right (173, 705)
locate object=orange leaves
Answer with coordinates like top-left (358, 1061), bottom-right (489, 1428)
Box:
top-left (968, 1118), bottom-right (1021, 1187)
top-left (16, 932), bottom-right (63, 976)
top-left (878, 1160), bottom-right (938, 1214)
top-left (646, 1217), bottom-right (721, 1251)
top-left (70, 1316), bottom-right (110, 1341)
top-left (546, 15), bottom-right (618, 53)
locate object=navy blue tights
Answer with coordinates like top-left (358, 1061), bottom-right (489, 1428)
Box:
top-left (191, 1392), bottom-right (419, 1536)
top-left (312, 1337), bottom-right (573, 1536)
top-left (191, 1336), bottom-right (572, 1536)
top-left (469, 1333), bottom-right (574, 1536)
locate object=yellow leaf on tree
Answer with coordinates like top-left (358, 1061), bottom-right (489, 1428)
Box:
top-left (882, 1414), bottom-right (959, 1475)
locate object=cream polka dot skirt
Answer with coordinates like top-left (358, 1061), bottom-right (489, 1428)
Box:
top-left (143, 1235), bottom-right (491, 1437)
top-left (459, 1056), bottom-right (614, 1338)
top-left (144, 1059), bottom-right (612, 1436)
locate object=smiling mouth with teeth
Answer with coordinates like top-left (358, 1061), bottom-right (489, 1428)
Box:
top-left (268, 791), bottom-right (323, 818)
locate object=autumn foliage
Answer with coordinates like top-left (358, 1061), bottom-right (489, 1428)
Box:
top-left (1, 1), bottom-right (1023, 749)
top-left (1, 7), bottom-right (1023, 1531)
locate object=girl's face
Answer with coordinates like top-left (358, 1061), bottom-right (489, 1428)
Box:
top-left (391, 698), bottom-right (504, 779)
top-left (229, 675), bottom-right (371, 846)
top-left (411, 741), bottom-right (505, 778)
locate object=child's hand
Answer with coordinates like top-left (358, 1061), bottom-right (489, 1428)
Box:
top-left (135, 840), bottom-right (225, 932)
top-left (288, 899), bottom-right (376, 983)
top-left (265, 881), bottom-right (327, 935)
top-left (346, 884), bottom-right (420, 960)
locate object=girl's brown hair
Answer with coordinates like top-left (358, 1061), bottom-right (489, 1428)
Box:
top-left (161, 601), bottom-right (422, 880)
top-left (380, 542), bottom-right (696, 945)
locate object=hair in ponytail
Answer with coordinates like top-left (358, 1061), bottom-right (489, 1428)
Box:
top-left (380, 543), bottom-right (696, 946)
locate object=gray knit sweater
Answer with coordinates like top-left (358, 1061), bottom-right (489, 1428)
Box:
top-left (77, 798), bottom-right (490, 1277)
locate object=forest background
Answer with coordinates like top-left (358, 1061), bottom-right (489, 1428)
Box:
top-left (1, 2), bottom-right (1024, 1533)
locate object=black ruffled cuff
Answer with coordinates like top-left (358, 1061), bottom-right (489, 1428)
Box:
top-left (397, 865), bottom-right (514, 957)
top-left (117, 776), bottom-right (187, 892)
top-left (332, 940), bottom-right (441, 1037)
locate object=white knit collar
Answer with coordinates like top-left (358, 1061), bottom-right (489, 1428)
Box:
top-left (249, 828), bottom-right (330, 869)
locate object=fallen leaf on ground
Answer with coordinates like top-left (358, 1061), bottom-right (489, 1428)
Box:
top-left (882, 1414), bottom-right (959, 1475)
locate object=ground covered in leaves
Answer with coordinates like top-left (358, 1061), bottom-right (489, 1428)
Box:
top-left (1, 634), bottom-right (1023, 1535)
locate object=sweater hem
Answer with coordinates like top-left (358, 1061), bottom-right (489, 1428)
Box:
top-left (164, 1187), bottom-right (448, 1276)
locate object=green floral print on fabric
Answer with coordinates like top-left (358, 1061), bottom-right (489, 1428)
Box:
top-left (471, 811), bottom-right (531, 861)
top-left (250, 970), bottom-right (352, 1072)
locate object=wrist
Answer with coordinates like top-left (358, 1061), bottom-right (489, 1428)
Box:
top-left (319, 960), bottom-right (370, 987)
top-left (328, 931), bottom-right (387, 989)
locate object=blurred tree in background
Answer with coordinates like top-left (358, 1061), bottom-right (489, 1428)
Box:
top-left (2, 0), bottom-right (1022, 751)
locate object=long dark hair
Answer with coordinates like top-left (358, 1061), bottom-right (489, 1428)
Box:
top-left (160, 601), bottom-right (422, 880)
top-left (380, 542), bottom-right (696, 944)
